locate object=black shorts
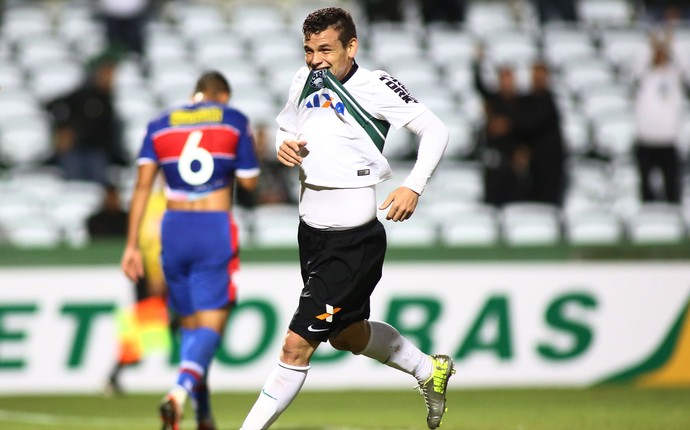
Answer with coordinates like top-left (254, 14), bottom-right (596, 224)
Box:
top-left (289, 218), bottom-right (387, 342)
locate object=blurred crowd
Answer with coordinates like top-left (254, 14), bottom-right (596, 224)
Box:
top-left (0, 0), bottom-right (689, 247)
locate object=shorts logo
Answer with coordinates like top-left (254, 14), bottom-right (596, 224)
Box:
top-left (316, 304), bottom-right (341, 322)
top-left (307, 325), bottom-right (329, 333)
top-left (357, 169), bottom-right (370, 176)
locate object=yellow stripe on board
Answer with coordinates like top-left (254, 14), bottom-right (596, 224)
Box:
top-left (637, 302), bottom-right (690, 387)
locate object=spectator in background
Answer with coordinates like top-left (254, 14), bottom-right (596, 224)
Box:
top-left (473, 45), bottom-right (531, 207)
top-left (640, 0), bottom-right (690, 24)
top-left (97, 0), bottom-right (151, 63)
top-left (357, 0), bottom-right (404, 23)
top-left (532, 0), bottom-right (579, 25)
top-left (516, 61), bottom-right (567, 206)
top-left (45, 49), bottom-right (128, 185)
top-left (632, 30), bottom-right (689, 204)
top-left (87, 183), bottom-right (128, 237)
top-left (418, 0), bottom-right (467, 26)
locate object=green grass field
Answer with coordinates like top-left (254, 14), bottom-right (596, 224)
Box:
top-left (1, 387), bottom-right (689, 430)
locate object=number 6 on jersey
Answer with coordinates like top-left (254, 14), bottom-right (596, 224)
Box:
top-left (178, 130), bottom-right (214, 185)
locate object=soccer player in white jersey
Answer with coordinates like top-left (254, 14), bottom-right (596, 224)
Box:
top-left (240, 7), bottom-right (454, 430)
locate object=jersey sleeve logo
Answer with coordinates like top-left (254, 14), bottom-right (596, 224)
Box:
top-left (379, 74), bottom-right (419, 104)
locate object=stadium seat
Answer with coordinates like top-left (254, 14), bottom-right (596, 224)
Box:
top-left (56, 12), bottom-right (102, 56)
top-left (29, 60), bottom-right (85, 102)
top-left (564, 208), bottom-right (623, 245)
top-left (16, 36), bottom-right (73, 72)
top-left (427, 161), bottom-right (483, 202)
top-left (415, 85), bottom-right (461, 118)
top-left (173, 3), bottom-right (228, 39)
top-left (485, 30), bottom-right (539, 66)
top-left (0, 197), bottom-right (44, 229)
top-left (444, 66), bottom-right (475, 97)
top-left (541, 24), bottom-right (597, 68)
top-left (427, 28), bottom-right (476, 70)
top-left (190, 30), bottom-right (247, 66)
top-left (627, 203), bottom-right (686, 244)
top-left (580, 89), bottom-right (631, 121)
top-left (561, 113), bottom-right (591, 156)
top-left (0, 5), bottom-right (53, 44)
top-left (561, 58), bottom-right (615, 96)
top-left (592, 113), bottom-right (636, 159)
top-left (381, 213), bottom-right (438, 247)
top-left (115, 87), bottom-right (159, 127)
top-left (501, 202), bottom-right (562, 246)
top-left (465, 1), bottom-right (517, 36)
top-left (229, 3), bottom-right (289, 37)
top-left (0, 185), bottom-right (61, 248)
top-left (608, 159), bottom-right (640, 199)
top-left (0, 88), bottom-right (44, 127)
top-left (266, 61), bottom-right (307, 96)
top-left (0, 120), bottom-right (52, 167)
top-left (367, 25), bottom-right (424, 64)
top-left (149, 60), bottom-right (200, 105)
top-left (230, 92), bottom-right (282, 127)
top-left (578, 0), bottom-right (633, 27)
top-left (0, 61), bottom-right (27, 88)
top-left (4, 221), bottom-right (63, 249)
top-left (209, 60), bottom-right (265, 98)
top-left (146, 29), bottom-right (190, 64)
top-left (568, 158), bottom-right (611, 201)
top-left (252, 204), bottom-right (299, 248)
top-left (599, 29), bottom-right (651, 75)
top-left (50, 200), bottom-right (98, 248)
top-left (445, 118), bottom-right (475, 160)
top-left (382, 128), bottom-right (414, 160)
top-left (438, 203), bottom-right (500, 247)
top-left (383, 60), bottom-right (442, 94)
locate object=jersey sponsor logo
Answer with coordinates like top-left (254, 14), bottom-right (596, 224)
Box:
top-left (379, 74), bottom-right (418, 104)
top-left (169, 107), bottom-right (224, 126)
top-left (305, 92), bottom-right (345, 115)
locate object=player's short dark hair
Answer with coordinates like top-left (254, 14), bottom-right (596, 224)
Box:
top-left (194, 70), bottom-right (232, 96)
top-left (302, 7), bottom-right (357, 48)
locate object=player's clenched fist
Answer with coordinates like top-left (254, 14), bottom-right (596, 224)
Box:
top-left (277, 139), bottom-right (307, 167)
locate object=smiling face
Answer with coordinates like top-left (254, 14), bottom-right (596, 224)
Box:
top-left (304, 26), bottom-right (358, 81)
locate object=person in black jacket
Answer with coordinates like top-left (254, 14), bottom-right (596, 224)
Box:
top-left (516, 61), bottom-right (567, 206)
top-left (45, 50), bottom-right (127, 185)
top-left (472, 47), bottom-right (530, 207)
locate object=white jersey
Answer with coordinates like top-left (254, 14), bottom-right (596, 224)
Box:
top-left (276, 64), bottom-right (427, 189)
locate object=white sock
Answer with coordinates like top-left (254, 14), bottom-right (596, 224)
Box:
top-left (240, 361), bottom-right (310, 430)
top-left (360, 320), bottom-right (432, 384)
top-left (167, 384), bottom-right (188, 407)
